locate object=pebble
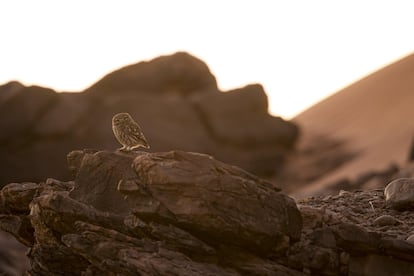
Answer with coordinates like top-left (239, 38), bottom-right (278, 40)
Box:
top-left (373, 215), bottom-right (401, 227)
top-left (384, 178), bottom-right (414, 210)
top-left (406, 234), bottom-right (414, 244)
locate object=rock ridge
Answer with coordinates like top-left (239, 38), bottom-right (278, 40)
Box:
top-left (2, 149), bottom-right (414, 275)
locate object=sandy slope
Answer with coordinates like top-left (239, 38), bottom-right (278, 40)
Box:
top-left (293, 53), bottom-right (414, 194)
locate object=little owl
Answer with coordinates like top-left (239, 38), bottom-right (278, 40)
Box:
top-left (112, 112), bottom-right (150, 151)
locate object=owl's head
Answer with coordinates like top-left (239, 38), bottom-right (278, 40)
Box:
top-left (112, 112), bottom-right (132, 124)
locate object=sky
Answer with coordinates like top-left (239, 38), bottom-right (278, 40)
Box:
top-left (1, 1), bottom-right (413, 118)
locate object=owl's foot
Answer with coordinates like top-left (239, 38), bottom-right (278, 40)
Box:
top-left (118, 146), bottom-right (127, 151)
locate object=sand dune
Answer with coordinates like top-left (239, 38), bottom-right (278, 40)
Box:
top-left (293, 53), bottom-right (414, 194)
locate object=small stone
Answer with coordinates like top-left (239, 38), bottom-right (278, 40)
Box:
top-left (339, 190), bottom-right (351, 197)
top-left (117, 179), bottom-right (139, 194)
top-left (384, 178), bottom-right (414, 210)
top-left (406, 234), bottom-right (414, 244)
top-left (373, 215), bottom-right (401, 227)
top-left (322, 195), bottom-right (332, 201)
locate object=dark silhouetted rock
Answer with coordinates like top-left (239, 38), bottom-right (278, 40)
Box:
top-left (85, 52), bottom-right (218, 96)
top-left (193, 84), bottom-right (299, 175)
top-left (34, 92), bottom-right (91, 136)
top-left (0, 81), bottom-right (24, 105)
top-left (0, 52), bottom-right (298, 186)
top-left (0, 85), bottom-right (57, 142)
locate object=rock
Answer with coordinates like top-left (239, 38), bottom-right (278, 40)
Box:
top-left (0, 81), bottom-right (24, 105)
top-left (34, 93), bottom-right (90, 136)
top-left (384, 178), bottom-right (414, 210)
top-left (0, 52), bottom-right (298, 186)
top-left (69, 150), bottom-right (302, 252)
top-left (3, 150), bottom-right (414, 275)
top-left (132, 151), bottom-right (302, 248)
top-left (333, 223), bottom-right (381, 254)
top-left (193, 84), bottom-right (299, 175)
top-left (373, 215), bottom-right (401, 227)
top-left (380, 238), bottom-right (414, 262)
top-left (298, 206), bottom-right (324, 229)
top-left (311, 227), bottom-right (336, 248)
top-left (0, 149), bottom-right (305, 274)
top-left (349, 254), bottom-right (414, 276)
top-left (406, 234), bottom-right (414, 244)
top-left (1, 182), bottom-right (38, 213)
top-left (86, 52), bottom-right (218, 96)
top-left (69, 150), bottom-right (140, 214)
top-left (193, 84), bottom-right (297, 147)
top-left (0, 85), bottom-right (57, 142)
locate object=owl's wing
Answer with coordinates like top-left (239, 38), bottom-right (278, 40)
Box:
top-left (127, 122), bottom-right (148, 143)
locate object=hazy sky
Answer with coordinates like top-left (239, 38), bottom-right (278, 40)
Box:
top-left (1, 1), bottom-right (413, 118)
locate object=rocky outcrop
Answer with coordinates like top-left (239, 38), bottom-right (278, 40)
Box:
top-left (0, 52), bottom-right (298, 186)
top-left (0, 149), bottom-right (302, 275)
top-left (2, 149), bottom-right (414, 275)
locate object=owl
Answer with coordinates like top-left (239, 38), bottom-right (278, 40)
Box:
top-left (112, 112), bottom-right (150, 151)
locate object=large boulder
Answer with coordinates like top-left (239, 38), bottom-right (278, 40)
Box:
top-left (69, 150), bottom-right (302, 251)
top-left (0, 149), bottom-right (303, 275)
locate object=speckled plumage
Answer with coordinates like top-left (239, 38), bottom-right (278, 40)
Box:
top-left (112, 113), bottom-right (150, 151)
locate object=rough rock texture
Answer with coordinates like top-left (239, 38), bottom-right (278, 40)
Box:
top-left (296, 188), bottom-right (414, 276)
top-left (0, 150), bottom-right (303, 275)
top-left (0, 52), bottom-right (298, 187)
top-left (3, 149), bottom-right (414, 275)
